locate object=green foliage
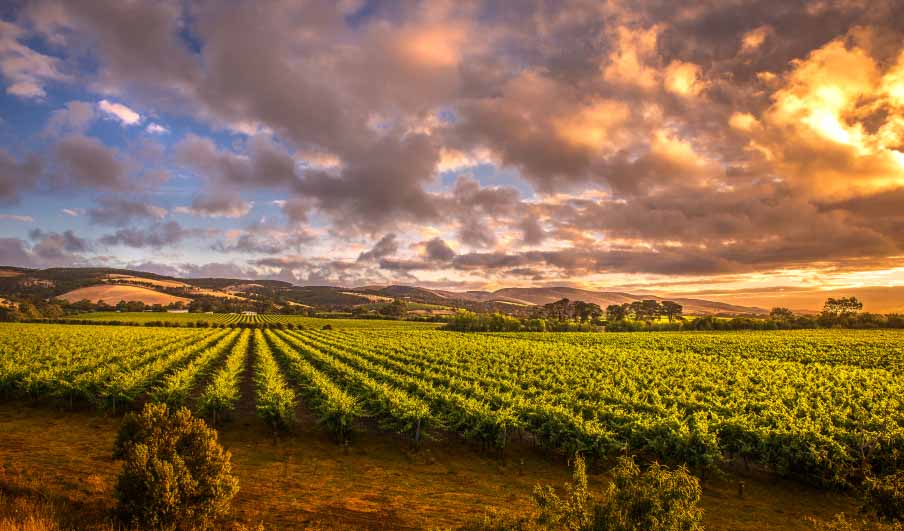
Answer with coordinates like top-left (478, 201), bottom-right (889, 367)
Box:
top-left (532, 455), bottom-right (703, 531)
top-left (863, 472), bottom-right (904, 523)
top-left (533, 454), bottom-right (595, 530)
top-left (595, 456), bottom-right (703, 531)
top-left (197, 330), bottom-right (251, 424)
top-left (824, 297), bottom-right (864, 317)
top-left (3, 324), bottom-right (904, 486)
top-left (252, 329), bottom-right (296, 429)
top-left (265, 330), bottom-right (361, 442)
top-left (113, 403), bottom-right (239, 530)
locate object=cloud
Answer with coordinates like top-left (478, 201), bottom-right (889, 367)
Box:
top-left (212, 220), bottom-right (311, 254)
top-left (357, 233), bottom-right (399, 262)
top-left (100, 221), bottom-right (208, 249)
top-left (0, 214), bottom-right (34, 222)
top-left (87, 196), bottom-right (167, 226)
top-left (0, 238), bottom-right (39, 267)
top-left (145, 123), bottom-right (168, 134)
top-left (21, 228), bottom-right (93, 264)
top-left (0, 149), bottom-right (42, 204)
top-left (98, 99), bottom-right (141, 125)
top-left (52, 135), bottom-right (129, 190)
top-left (423, 237), bottom-right (455, 262)
top-left (44, 101), bottom-right (96, 136)
top-left (4, 0), bottom-right (904, 291)
top-left (175, 194), bottom-right (253, 218)
top-left (0, 20), bottom-right (68, 98)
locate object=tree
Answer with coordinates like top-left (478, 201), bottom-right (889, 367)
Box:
top-left (379, 299), bottom-right (407, 318)
top-left (606, 304), bottom-right (628, 322)
top-left (19, 302), bottom-right (42, 320)
top-left (629, 300), bottom-right (663, 322)
top-left (39, 303), bottom-right (64, 319)
top-left (769, 307), bottom-right (794, 321)
top-left (661, 301), bottom-right (683, 322)
top-left (543, 298), bottom-right (573, 321)
top-left (113, 403), bottom-right (239, 530)
top-left (823, 297), bottom-right (863, 316)
top-left (574, 301), bottom-right (602, 323)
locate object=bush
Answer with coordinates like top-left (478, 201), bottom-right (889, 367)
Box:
top-left (113, 403), bottom-right (239, 530)
top-left (533, 454), bottom-right (596, 529)
top-left (595, 456), bottom-right (703, 531)
top-left (863, 472), bottom-right (904, 523)
top-left (322, 324), bottom-right (333, 330)
top-left (532, 455), bottom-right (703, 531)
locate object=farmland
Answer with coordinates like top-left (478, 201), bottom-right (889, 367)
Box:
top-left (1, 323), bottom-right (901, 493)
top-left (61, 311), bottom-right (441, 328)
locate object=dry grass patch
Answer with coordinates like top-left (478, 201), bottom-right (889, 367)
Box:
top-left (57, 285), bottom-right (192, 306)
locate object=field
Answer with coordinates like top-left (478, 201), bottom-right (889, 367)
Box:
top-left (57, 285), bottom-right (193, 305)
top-left (65, 311), bottom-right (441, 328)
top-left (0, 324), bottom-right (900, 528)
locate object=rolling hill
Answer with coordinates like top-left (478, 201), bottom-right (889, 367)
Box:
top-left (57, 285), bottom-right (192, 306)
top-left (8, 265), bottom-right (885, 315)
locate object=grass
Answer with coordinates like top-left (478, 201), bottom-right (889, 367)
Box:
top-left (0, 402), bottom-right (864, 530)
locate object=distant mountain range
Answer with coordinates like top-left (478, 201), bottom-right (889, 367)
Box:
top-left (360, 285), bottom-right (767, 315)
top-left (0, 266), bottom-right (769, 315)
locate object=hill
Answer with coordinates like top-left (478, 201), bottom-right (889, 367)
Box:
top-left (12, 265), bottom-right (903, 315)
top-left (418, 286), bottom-right (766, 315)
top-left (57, 285), bottom-right (192, 306)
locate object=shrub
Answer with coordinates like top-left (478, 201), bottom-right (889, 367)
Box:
top-left (595, 456), bottom-right (703, 531)
top-left (532, 455), bottom-right (703, 531)
top-left (113, 403), bottom-right (239, 530)
top-left (863, 472), bottom-right (904, 523)
top-left (533, 454), bottom-right (595, 530)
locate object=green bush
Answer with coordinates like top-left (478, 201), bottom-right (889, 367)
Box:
top-left (596, 456), bottom-right (703, 531)
top-left (113, 403), bottom-right (239, 530)
top-left (531, 455), bottom-right (703, 531)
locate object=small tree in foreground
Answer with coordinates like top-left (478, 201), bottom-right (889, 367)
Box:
top-left (533, 455), bottom-right (703, 531)
top-left (113, 403), bottom-right (239, 530)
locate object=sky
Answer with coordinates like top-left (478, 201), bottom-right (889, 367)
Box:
top-left (1, 0), bottom-right (904, 308)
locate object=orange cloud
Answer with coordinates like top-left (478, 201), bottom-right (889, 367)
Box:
top-left (554, 99), bottom-right (631, 149)
top-left (734, 32), bottom-right (904, 196)
top-left (664, 60), bottom-right (705, 96)
top-left (603, 25), bottom-right (660, 90)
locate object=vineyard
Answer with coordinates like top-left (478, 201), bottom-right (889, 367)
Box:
top-left (1, 323), bottom-right (901, 488)
top-left (59, 311), bottom-right (440, 328)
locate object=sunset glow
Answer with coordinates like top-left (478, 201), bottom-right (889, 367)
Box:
top-left (1, 1), bottom-right (904, 311)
